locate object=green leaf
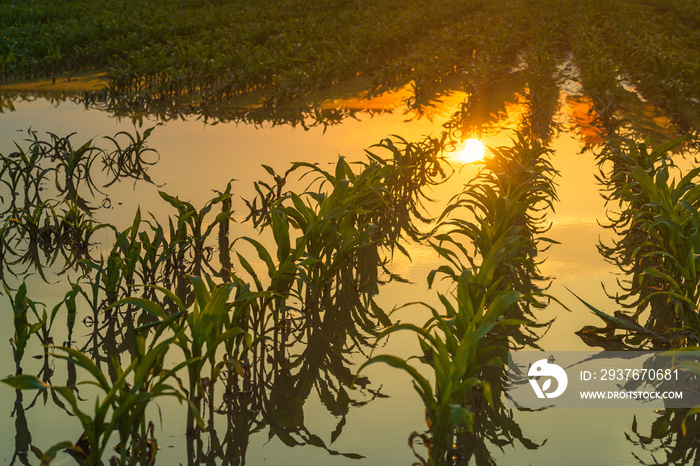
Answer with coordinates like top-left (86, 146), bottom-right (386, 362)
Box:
top-left (357, 354), bottom-right (434, 405)
top-left (2, 374), bottom-right (50, 390)
top-left (40, 441), bottom-right (75, 466)
top-left (111, 297), bottom-right (166, 318)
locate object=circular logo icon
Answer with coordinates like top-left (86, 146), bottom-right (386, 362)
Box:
top-left (528, 358), bottom-right (568, 399)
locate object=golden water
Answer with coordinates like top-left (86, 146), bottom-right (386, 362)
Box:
top-left (0, 76), bottom-right (687, 465)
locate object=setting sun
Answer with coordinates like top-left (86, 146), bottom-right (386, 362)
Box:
top-left (454, 138), bottom-right (485, 164)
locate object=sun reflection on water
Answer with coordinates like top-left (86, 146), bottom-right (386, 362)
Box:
top-left (453, 138), bottom-right (485, 164)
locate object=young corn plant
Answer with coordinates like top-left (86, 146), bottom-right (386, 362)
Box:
top-left (579, 136), bottom-right (700, 349)
top-left (159, 181), bottom-right (235, 298)
top-left (2, 325), bottom-right (199, 465)
top-left (358, 262), bottom-right (524, 465)
top-left (115, 275), bottom-right (254, 424)
top-left (430, 133), bottom-right (559, 342)
top-left (4, 282), bottom-right (44, 373)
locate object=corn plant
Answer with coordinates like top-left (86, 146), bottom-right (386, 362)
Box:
top-left (358, 264), bottom-right (525, 465)
top-left (584, 136), bottom-right (700, 347)
top-left (430, 133), bottom-right (559, 339)
top-left (115, 276), bottom-right (254, 413)
top-left (159, 181), bottom-right (235, 296)
top-left (3, 324), bottom-right (199, 465)
top-left (3, 282), bottom-right (44, 373)
top-left (101, 124), bottom-right (161, 188)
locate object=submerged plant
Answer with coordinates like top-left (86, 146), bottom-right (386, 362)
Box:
top-left (582, 136), bottom-right (700, 348)
top-left (115, 275), bottom-right (253, 414)
top-left (3, 327), bottom-right (199, 465)
top-left (102, 124), bottom-right (161, 188)
top-left (358, 264), bottom-right (524, 465)
top-left (4, 282), bottom-right (44, 373)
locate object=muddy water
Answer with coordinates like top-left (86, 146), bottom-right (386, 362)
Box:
top-left (0, 84), bottom-right (688, 466)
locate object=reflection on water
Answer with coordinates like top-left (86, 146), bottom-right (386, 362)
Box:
top-left (0, 55), bottom-right (698, 465)
top-left (452, 139), bottom-right (485, 165)
top-left (0, 77), bottom-right (471, 133)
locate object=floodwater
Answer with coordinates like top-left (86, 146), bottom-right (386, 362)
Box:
top-left (0, 76), bottom-right (691, 466)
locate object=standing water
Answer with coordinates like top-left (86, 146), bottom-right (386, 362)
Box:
top-left (0, 71), bottom-right (693, 466)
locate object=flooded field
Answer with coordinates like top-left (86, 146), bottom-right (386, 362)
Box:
top-left (0, 76), bottom-right (691, 466)
top-left (2, 0), bottom-right (700, 465)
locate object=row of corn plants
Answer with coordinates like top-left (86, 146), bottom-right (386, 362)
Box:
top-left (579, 136), bottom-right (699, 349)
top-left (0, 127), bottom-right (161, 288)
top-left (1, 0), bottom-right (481, 108)
top-left (375, 0), bottom-right (528, 111)
top-left (518, 0), bottom-right (566, 141)
top-left (0, 123), bottom-right (457, 464)
top-left (358, 130), bottom-right (559, 465)
top-left (574, 134), bottom-right (700, 463)
top-left (567, 1), bottom-right (630, 140)
top-left (448, 15), bottom-right (527, 141)
top-left (4, 0), bottom-right (700, 147)
top-left (580, 0), bottom-right (700, 138)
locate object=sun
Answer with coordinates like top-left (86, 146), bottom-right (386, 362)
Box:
top-left (454, 138), bottom-right (485, 164)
